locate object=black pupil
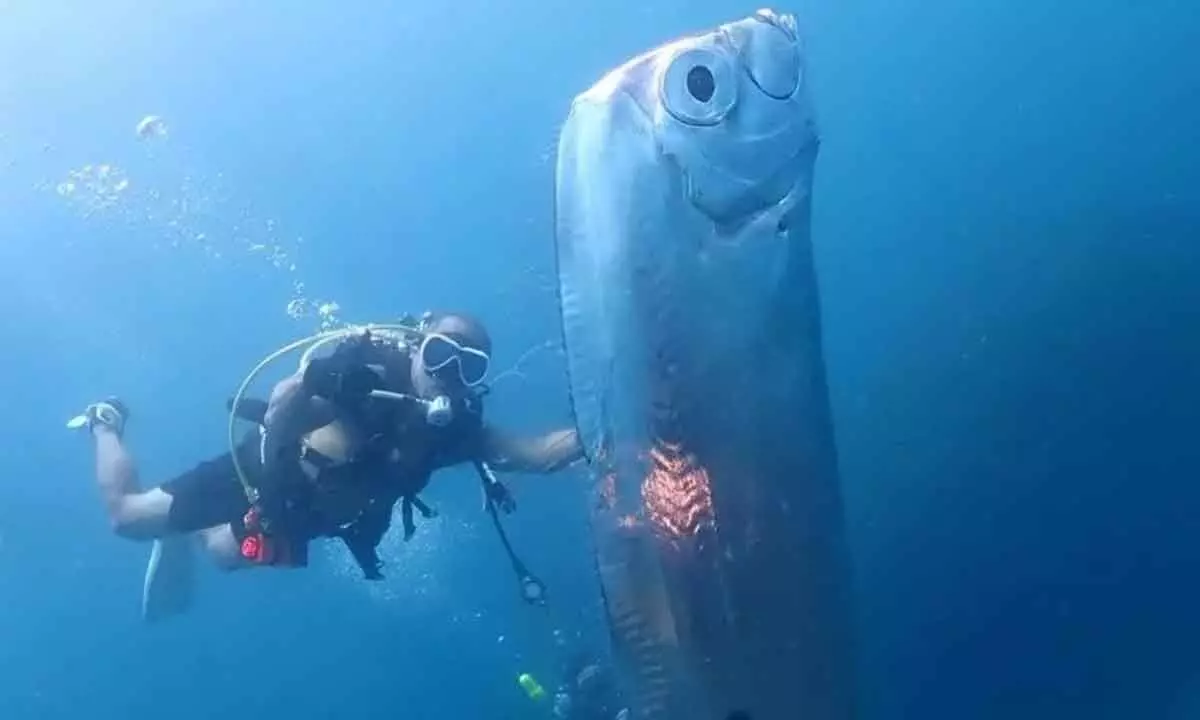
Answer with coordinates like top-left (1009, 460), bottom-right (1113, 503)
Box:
top-left (686, 65), bottom-right (715, 103)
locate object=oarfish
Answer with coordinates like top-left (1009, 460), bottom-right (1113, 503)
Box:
top-left (554, 9), bottom-right (857, 720)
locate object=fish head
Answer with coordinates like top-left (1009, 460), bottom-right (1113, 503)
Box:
top-left (561, 9), bottom-right (819, 359)
top-left (555, 9), bottom-right (821, 455)
top-left (593, 8), bottom-right (817, 234)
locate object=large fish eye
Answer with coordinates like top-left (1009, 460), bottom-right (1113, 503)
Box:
top-left (660, 47), bottom-right (736, 126)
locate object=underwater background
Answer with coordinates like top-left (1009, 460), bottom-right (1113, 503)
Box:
top-left (0, 1), bottom-right (1197, 718)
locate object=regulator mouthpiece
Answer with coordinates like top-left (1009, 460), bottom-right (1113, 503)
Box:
top-left (426, 395), bottom-right (453, 427)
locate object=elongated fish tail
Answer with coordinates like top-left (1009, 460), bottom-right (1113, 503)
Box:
top-left (596, 532), bottom-right (681, 720)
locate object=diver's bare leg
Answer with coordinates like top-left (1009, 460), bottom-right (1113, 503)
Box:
top-left (199, 525), bottom-right (252, 571)
top-left (92, 425), bottom-right (196, 621)
top-left (92, 427), bottom-right (249, 568)
top-left (93, 427), bottom-right (255, 620)
top-left (143, 527), bottom-right (251, 621)
top-left (92, 425), bottom-right (173, 539)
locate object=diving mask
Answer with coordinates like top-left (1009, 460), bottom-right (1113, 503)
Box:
top-left (419, 332), bottom-right (490, 387)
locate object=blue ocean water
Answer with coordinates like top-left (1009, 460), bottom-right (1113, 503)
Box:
top-left (0, 2), bottom-right (1196, 719)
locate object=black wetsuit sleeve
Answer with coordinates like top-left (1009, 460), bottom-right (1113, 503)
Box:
top-left (159, 434), bottom-right (258, 533)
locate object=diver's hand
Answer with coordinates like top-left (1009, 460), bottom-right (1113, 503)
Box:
top-left (303, 356), bottom-right (381, 406)
top-left (484, 479), bottom-right (517, 514)
top-left (336, 364), bottom-right (382, 402)
top-left (301, 355), bottom-right (341, 398)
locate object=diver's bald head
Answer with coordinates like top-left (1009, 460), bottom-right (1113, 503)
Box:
top-left (410, 311), bottom-right (493, 399)
top-left (427, 312), bottom-right (492, 355)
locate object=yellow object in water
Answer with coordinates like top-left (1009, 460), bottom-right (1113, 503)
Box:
top-left (518, 673), bottom-right (546, 701)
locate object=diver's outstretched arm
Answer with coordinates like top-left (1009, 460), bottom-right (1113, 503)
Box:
top-left (481, 427), bottom-right (584, 475)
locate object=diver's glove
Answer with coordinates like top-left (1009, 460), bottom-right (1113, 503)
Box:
top-left (67, 397), bottom-right (129, 438)
top-left (302, 355), bottom-right (381, 407)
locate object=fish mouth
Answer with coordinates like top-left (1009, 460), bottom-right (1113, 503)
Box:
top-left (665, 125), bottom-right (811, 242)
top-left (751, 8), bottom-right (800, 45)
top-left (687, 159), bottom-right (805, 241)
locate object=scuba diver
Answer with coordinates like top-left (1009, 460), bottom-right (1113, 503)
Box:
top-left (533, 651), bottom-right (749, 720)
top-left (522, 650), bottom-right (753, 720)
top-left (549, 651), bottom-right (627, 720)
top-left (74, 311), bottom-right (583, 619)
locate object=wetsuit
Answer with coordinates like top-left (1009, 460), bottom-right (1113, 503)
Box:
top-left (159, 430), bottom-right (262, 534)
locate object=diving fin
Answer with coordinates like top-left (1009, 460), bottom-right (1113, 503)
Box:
top-left (141, 535), bottom-right (196, 623)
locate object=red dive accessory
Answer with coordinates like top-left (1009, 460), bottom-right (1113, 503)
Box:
top-left (239, 506), bottom-right (298, 567)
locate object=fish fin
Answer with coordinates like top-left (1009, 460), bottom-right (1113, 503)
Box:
top-left (554, 92), bottom-right (657, 461)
